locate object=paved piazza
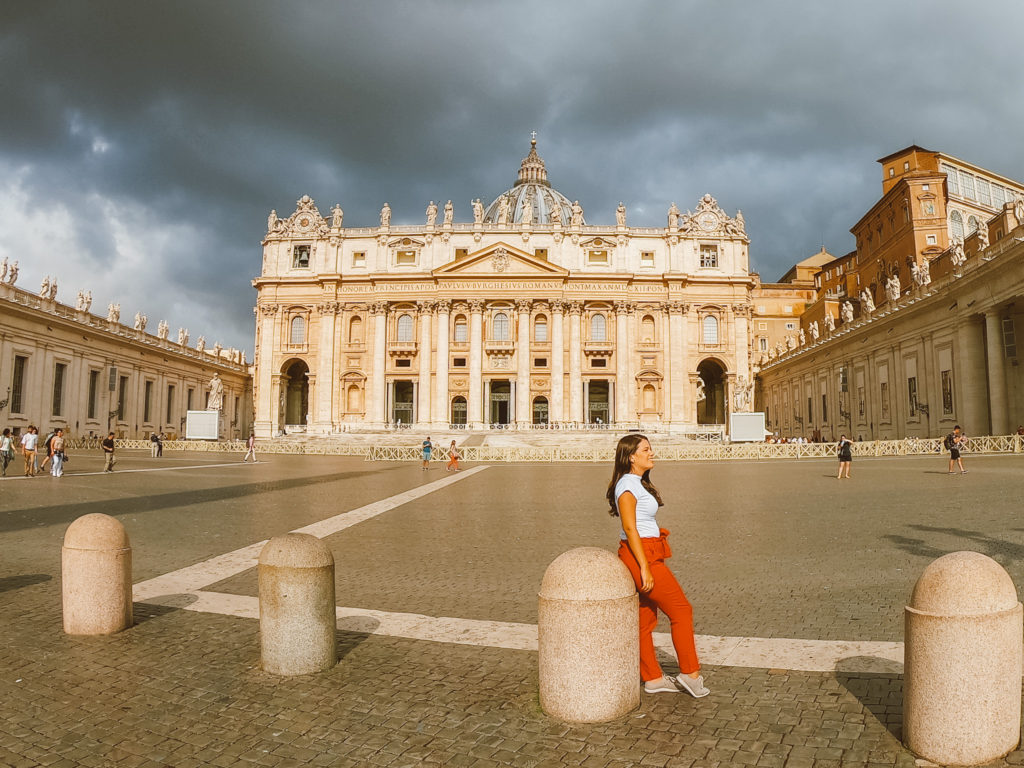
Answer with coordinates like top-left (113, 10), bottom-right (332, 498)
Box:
top-left (3, 448), bottom-right (1024, 767)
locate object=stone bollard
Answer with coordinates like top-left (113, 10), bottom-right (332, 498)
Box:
top-left (258, 533), bottom-right (337, 675)
top-left (538, 547), bottom-right (639, 722)
top-left (62, 513), bottom-right (133, 635)
top-left (904, 551), bottom-right (1023, 765)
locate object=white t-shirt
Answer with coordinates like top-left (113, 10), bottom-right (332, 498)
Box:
top-left (615, 473), bottom-right (661, 540)
top-left (21, 433), bottom-right (39, 451)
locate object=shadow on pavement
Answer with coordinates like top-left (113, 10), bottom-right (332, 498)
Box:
top-left (133, 597), bottom-right (198, 625)
top-left (0, 467), bottom-right (402, 534)
top-left (885, 525), bottom-right (1024, 567)
top-left (0, 573), bottom-right (52, 593)
top-left (834, 656), bottom-right (903, 741)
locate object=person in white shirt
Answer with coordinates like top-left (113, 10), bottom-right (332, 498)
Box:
top-left (606, 433), bottom-right (709, 698)
top-left (20, 426), bottom-right (39, 477)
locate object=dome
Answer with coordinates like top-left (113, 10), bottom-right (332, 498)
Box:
top-left (483, 138), bottom-right (581, 226)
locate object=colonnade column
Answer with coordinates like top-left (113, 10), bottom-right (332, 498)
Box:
top-left (667, 302), bottom-right (686, 426)
top-left (984, 310), bottom-right (1009, 435)
top-left (551, 301), bottom-right (565, 424)
top-left (370, 301), bottom-right (388, 427)
top-left (568, 301), bottom-right (583, 423)
top-left (733, 304), bottom-right (751, 381)
top-left (614, 301), bottom-right (631, 426)
top-left (417, 300), bottom-right (433, 426)
top-left (254, 304), bottom-right (280, 437)
top-left (956, 315), bottom-right (988, 434)
top-left (315, 302), bottom-right (338, 433)
top-left (515, 299), bottom-right (531, 427)
top-left (469, 299), bottom-right (484, 428)
top-left (433, 300), bottom-right (450, 427)
top-left (270, 373), bottom-right (284, 434)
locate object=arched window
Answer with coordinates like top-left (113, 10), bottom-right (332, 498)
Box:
top-left (450, 396), bottom-right (467, 425)
top-left (591, 313), bottom-right (606, 341)
top-left (643, 384), bottom-right (656, 411)
top-left (453, 315), bottom-right (468, 342)
top-left (950, 210), bottom-right (964, 241)
top-left (290, 316), bottom-right (305, 345)
top-left (534, 315), bottom-right (548, 342)
top-left (967, 215), bottom-right (979, 234)
top-left (348, 316), bottom-right (363, 344)
top-left (702, 315), bottom-right (719, 345)
top-left (493, 312), bottom-right (510, 341)
top-left (346, 384), bottom-right (362, 412)
top-left (532, 396), bottom-right (549, 425)
top-left (396, 313), bottom-right (413, 342)
top-left (641, 315), bottom-right (655, 343)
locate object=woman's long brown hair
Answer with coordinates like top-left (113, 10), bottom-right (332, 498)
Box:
top-left (606, 434), bottom-right (663, 516)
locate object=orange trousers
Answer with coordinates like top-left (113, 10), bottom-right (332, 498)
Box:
top-left (617, 528), bottom-right (700, 681)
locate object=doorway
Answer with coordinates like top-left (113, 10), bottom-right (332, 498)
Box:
top-left (391, 381), bottom-right (414, 425)
top-left (283, 359), bottom-right (309, 426)
top-left (588, 380), bottom-right (610, 424)
top-left (489, 380), bottom-right (511, 425)
top-left (697, 359), bottom-right (726, 424)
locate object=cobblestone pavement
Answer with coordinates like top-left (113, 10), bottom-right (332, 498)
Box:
top-left (2, 449), bottom-right (1023, 766)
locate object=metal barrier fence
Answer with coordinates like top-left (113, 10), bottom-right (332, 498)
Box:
top-left (62, 434), bottom-right (1024, 462)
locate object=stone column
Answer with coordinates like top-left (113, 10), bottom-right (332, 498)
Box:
top-left (733, 304), bottom-right (751, 381)
top-left (568, 301), bottom-right (583, 424)
top-left (956, 315), bottom-right (989, 434)
top-left (614, 301), bottom-right (631, 426)
top-left (984, 310), bottom-right (1009, 435)
top-left (516, 299), bottom-right (532, 426)
top-left (667, 302), bottom-right (686, 427)
top-left (417, 300), bottom-right (433, 426)
top-left (469, 299), bottom-right (484, 428)
top-left (315, 302), bottom-right (338, 433)
top-left (370, 301), bottom-right (388, 427)
top-left (433, 300), bottom-right (450, 427)
top-left (551, 301), bottom-right (565, 424)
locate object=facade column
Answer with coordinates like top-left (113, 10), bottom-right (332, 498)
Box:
top-left (515, 299), bottom-right (531, 427)
top-left (370, 301), bottom-right (388, 427)
top-left (551, 301), bottom-right (565, 424)
top-left (417, 300), bottom-right (433, 426)
top-left (733, 303), bottom-right (751, 381)
top-left (667, 302), bottom-right (686, 427)
top-left (315, 302), bottom-right (338, 433)
top-left (956, 315), bottom-right (988, 433)
top-left (433, 300), bottom-right (450, 427)
top-left (614, 301), bottom-right (631, 426)
top-left (469, 299), bottom-right (484, 428)
top-left (568, 301), bottom-right (583, 423)
top-left (254, 304), bottom-right (280, 437)
top-left (270, 373), bottom-right (284, 434)
top-left (984, 310), bottom-right (1008, 435)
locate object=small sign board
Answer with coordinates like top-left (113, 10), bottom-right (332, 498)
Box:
top-left (729, 412), bottom-right (769, 443)
top-left (185, 410), bottom-right (220, 440)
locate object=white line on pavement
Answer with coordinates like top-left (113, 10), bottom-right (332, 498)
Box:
top-left (132, 465), bottom-right (489, 600)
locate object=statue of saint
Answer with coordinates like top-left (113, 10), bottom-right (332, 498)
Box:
top-left (196, 336), bottom-right (206, 352)
top-left (83, 290), bottom-right (91, 311)
top-left (40, 276), bottom-right (50, 297)
top-left (426, 201), bottom-right (438, 226)
top-left (950, 238), bottom-right (967, 268)
top-left (886, 274), bottom-right (901, 304)
top-left (520, 195), bottom-right (533, 226)
top-left (331, 204), bottom-right (343, 229)
top-left (380, 202), bottom-right (391, 227)
top-left (570, 200), bottom-right (583, 227)
top-left (1015, 196), bottom-right (1024, 224)
top-left (207, 372), bottom-right (224, 412)
top-left (667, 202), bottom-right (680, 229)
top-left (48, 278), bottom-right (57, 300)
top-left (158, 320), bottom-right (169, 340)
top-left (0, 258), bottom-right (7, 282)
top-left (977, 223), bottom-right (989, 250)
top-left (178, 328), bottom-right (189, 346)
top-left (472, 198), bottom-right (484, 224)
top-left (497, 194), bottom-right (510, 225)
top-left (841, 302), bottom-right (854, 324)
top-left (616, 202), bottom-right (627, 227)
top-left (920, 257), bottom-right (931, 285)
top-left (733, 375), bottom-right (753, 412)
top-left (7, 261), bottom-right (18, 285)
top-left (735, 209), bottom-right (746, 232)
top-left (75, 291), bottom-right (84, 311)
top-left (549, 200), bottom-right (562, 224)
top-left (860, 288), bottom-right (875, 313)
top-left (695, 375), bottom-right (706, 402)
top-left (798, 328), bottom-right (806, 346)
top-left (824, 311), bottom-right (835, 332)
top-left (785, 334), bottom-right (796, 351)
top-left (809, 321), bottom-right (820, 341)
top-left (443, 200), bottom-right (454, 226)
top-left (267, 209), bottom-right (278, 234)
top-left (213, 342), bottom-right (223, 357)
top-left (134, 312), bottom-right (143, 330)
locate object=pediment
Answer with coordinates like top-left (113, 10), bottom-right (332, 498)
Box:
top-left (433, 243), bottom-right (568, 277)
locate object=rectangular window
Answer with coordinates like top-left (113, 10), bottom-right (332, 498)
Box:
top-left (880, 381), bottom-right (890, 419)
top-left (942, 164), bottom-right (959, 196)
top-left (88, 370), bottom-right (100, 419)
top-left (785, 322), bottom-right (795, 330)
top-left (587, 250), bottom-right (608, 265)
top-left (187, 388), bottom-right (194, 411)
top-left (960, 171), bottom-right (976, 200)
top-left (821, 394), bottom-right (827, 423)
top-left (453, 358), bottom-right (467, 367)
top-left (941, 370), bottom-right (954, 415)
top-left (11, 355), bottom-right (27, 413)
top-left (352, 251), bottom-right (366, 267)
top-left (699, 245), bottom-right (718, 268)
top-left (640, 251), bottom-right (655, 267)
top-left (1002, 317), bottom-right (1017, 358)
top-left (977, 178), bottom-right (992, 207)
top-left (455, 248), bottom-right (469, 260)
top-left (233, 396), bottom-right (239, 426)
top-left (758, 321), bottom-right (767, 330)
top-left (395, 250), bottom-right (417, 265)
top-left (783, 305), bottom-right (793, 313)
top-left (759, 338), bottom-right (767, 351)
top-left (534, 358), bottom-right (547, 367)
top-left (926, 234), bottom-right (937, 245)
top-left (534, 248), bottom-right (548, 260)
top-left (292, 244), bottom-right (310, 268)
top-left (922, 183), bottom-right (930, 191)
top-left (144, 380), bottom-right (153, 423)
top-left (591, 358), bottom-right (607, 368)
top-left (807, 396), bottom-right (812, 423)
top-left (395, 359), bottom-right (411, 368)
top-left (52, 363), bottom-right (67, 416)
top-left (167, 384), bottom-right (175, 424)
top-left (907, 376), bottom-right (918, 416)
top-left (858, 386), bottom-right (865, 417)
top-left (992, 184), bottom-right (1005, 207)
top-left (454, 322), bottom-right (468, 343)
top-left (117, 376), bottom-right (128, 421)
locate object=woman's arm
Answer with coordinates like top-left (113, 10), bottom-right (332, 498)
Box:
top-left (618, 491), bottom-right (654, 593)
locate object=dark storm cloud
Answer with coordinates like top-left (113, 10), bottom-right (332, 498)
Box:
top-left (2, 0), bottom-right (1022, 351)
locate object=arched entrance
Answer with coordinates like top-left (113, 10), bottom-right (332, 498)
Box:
top-left (282, 359), bottom-right (310, 427)
top-left (587, 380), bottom-right (610, 424)
top-left (696, 359), bottom-right (726, 425)
top-left (532, 396), bottom-right (549, 425)
top-left (450, 396), bottom-right (467, 426)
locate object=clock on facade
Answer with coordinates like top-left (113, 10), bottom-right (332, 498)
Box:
top-left (697, 212), bottom-right (718, 231)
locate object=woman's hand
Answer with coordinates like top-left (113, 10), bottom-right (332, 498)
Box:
top-left (639, 564), bottom-right (655, 593)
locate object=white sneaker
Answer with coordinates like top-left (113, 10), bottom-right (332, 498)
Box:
top-left (643, 676), bottom-right (678, 694)
top-left (675, 673), bottom-right (710, 698)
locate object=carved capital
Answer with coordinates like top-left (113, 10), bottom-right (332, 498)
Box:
top-left (515, 299), bottom-right (533, 313)
top-left (663, 301), bottom-right (687, 315)
top-left (452, 301), bottom-right (470, 314)
top-left (434, 299), bottom-right (452, 314)
top-left (369, 300), bottom-right (389, 316)
top-left (258, 303), bottom-right (279, 316)
top-left (417, 299), bottom-right (436, 315)
top-left (468, 299), bottom-right (486, 314)
top-left (317, 301), bottom-right (340, 315)
top-left (567, 301), bottom-right (584, 316)
top-left (533, 301), bottom-right (550, 314)
top-left (550, 299), bottom-right (566, 314)
top-left (614, 300), bottom-right (632, 316)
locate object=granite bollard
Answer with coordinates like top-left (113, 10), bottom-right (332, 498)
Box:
top-left (538, 547), bottom-right (639, 722)
top-left (62, 513), bottom-right (133, 635)
top-left (904, 551), bottom-right (1022, 765)
top-left (258, 533), bottom-right (337, 675)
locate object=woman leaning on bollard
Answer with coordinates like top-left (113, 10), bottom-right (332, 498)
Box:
top-left (606, 434), bottom-right (709, 697)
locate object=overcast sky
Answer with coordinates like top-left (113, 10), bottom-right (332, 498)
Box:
top-left (2, 1), bottom-right (1022, 354)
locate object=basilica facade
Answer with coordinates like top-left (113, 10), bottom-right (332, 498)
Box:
top-left (252, 140), bottom-right (758, 436)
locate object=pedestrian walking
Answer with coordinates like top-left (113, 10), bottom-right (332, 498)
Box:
top-left (242, 433), bottom-right (256, 462)
top-left (40, 428), bottom-right (55, 473)
top-left (149, 432), bottom-right (160, 458)
top-left (836, 435), bottom-right (852, 479)
top-left (157, 432), bottom-right (164, 457)
top-left (421, 436), bottom-right (432, 470)
top-left (606, 433), bottom-right (709, 698)
top-left (446, 440), bottom-right (460, 471)
top-left (945, 425), bottom-right (967, 474)
top-left (50, 429), bottom-right (65, 477)
top-left (20, 426), bottom-right (39, 477)
top-left (0, 428), bottom-right (14, 477)
top-left (101, 432), bottom-right (116, 472)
